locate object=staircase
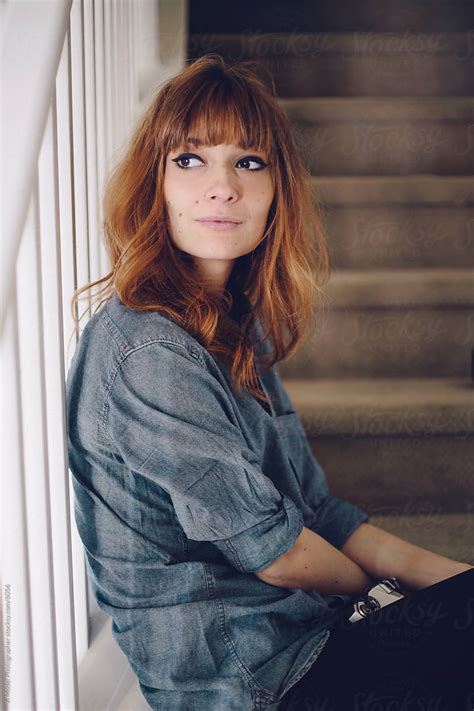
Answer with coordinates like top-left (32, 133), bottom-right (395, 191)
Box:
top-left (188, 1), bottom-right (474, 564)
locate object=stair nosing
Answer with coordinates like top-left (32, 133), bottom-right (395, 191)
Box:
top-left (322, 268), bottom-right (474, 307)
top-left (193, 31), bottom-right (473, 56)
top-left (278, 96), bottom-right (474, 121)
top-left (311, 175), bottom-right (474, 205)
top-left (282, 377), bottom-right (474, 436)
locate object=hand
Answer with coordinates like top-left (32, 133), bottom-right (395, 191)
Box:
top-left (341, 523), bottom-right (473, 592)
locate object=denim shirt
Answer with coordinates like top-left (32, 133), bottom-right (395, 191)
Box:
top-left (66, 293), bottom-right (368, 711)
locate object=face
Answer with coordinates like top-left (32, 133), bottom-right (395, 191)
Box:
top-left (163, 142), bottom-right (275, 292)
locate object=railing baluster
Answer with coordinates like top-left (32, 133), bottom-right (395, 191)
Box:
top-left (93, 0), bottom-right (110, 278)
top-left (57, 18), bottom-right (85, 701)
top-left (16, 176), bottom-right (60, 710)
top-left (83, 0), bottom-right (101, 289)
top-left (70, 0), bottom-right (91, 323)
top-left (111, 1), bottom-right (120, 149)
top-left (69, 0), bottom-right (93, 664)
top-left (103, 0), bottom-right (114, 170)
top-left (1, 291), bottom-right (36, 711)
top-left (125, 0), bottom-right (132, 124)
top-left (128, 0), bottom-right (136, 123)
top-left (39, 87), bottom-right (80, 711)
top-left (57, 24), bottom-right (79, 367)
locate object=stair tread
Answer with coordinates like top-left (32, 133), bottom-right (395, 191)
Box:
top-left (323, 268), bottom-right (474, 307)
top-left (312, 175), bottom-right (474, 204)
top-left (203, 31), bottom-right (472, 54)
top-left (279, 96), bottom-right (474, 120)
top-left (282, 377), bottom-right (474, 435)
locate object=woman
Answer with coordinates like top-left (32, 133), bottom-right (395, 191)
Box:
top-left (66, 55), bottom-right (473, 711)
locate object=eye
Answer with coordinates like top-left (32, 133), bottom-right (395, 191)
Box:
top-left (236, 156), bottom-right (268, 171)
top-left (171, 153), bottom-right (203, 169)
top-left (170, 153), bottom-right (267, 171)
top-left (239, 156), bottom-right (267, 170)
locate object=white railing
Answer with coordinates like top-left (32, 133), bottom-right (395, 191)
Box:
top-left (1, 1), bottom-right (186, 708)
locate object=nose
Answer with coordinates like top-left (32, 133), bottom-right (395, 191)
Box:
top-left (204, 166), bottom-right (240, 202)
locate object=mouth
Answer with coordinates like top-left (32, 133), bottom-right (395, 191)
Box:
top-left (196, 219), bottom-right (242, 230)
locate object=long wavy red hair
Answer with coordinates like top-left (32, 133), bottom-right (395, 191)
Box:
top-left (71, 54), bottom-right (330, 405)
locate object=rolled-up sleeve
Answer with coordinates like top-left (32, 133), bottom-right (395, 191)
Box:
top-left (272, 370), bottom-right (369, 551)
top-left (105, 340), bottom-right (304, 574)
top-left (296, 438), bottom-right (368, 548)
top-left (308, 495), bottom-right (368, 550)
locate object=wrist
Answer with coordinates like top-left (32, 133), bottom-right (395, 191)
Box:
top-left (397, 543), bottom-right (471, 590)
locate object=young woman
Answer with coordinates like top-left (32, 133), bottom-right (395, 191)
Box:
top-left (66, 55), bottom-right (473, 711)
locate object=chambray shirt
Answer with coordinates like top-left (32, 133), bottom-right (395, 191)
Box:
top-left (66, 292), bottom-right (368, 711)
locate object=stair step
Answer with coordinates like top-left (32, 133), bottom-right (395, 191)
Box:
top-left (278, 269), bottom-right (474, 378)
top-left (283, 377), bottom-right (473, 436)
top-left (282, 377), bottom-right (473, 514)
top-left (324, 268), bottom-right (474, 307)
top-left (189, 0), bottom-right (474, 33)
top-left (280, 96), bottom-right (474, 121)
top-left (312, 176), bottom-right (474, 268)
top-left (279, 97), bottom-right (474, 175)
top-left (369, 513), bottom-right (474, 564)
top-left (189, 32), bottom-right (474, 97)
top-left (313, 175), bottom-right (474, 205)
top-left (323, 211), bottom-right (474, 269)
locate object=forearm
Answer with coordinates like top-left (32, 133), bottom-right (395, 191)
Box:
top-left (341, 522), bottom-right (473, 590)
top-left (257, 526), bottom-right (373, 596)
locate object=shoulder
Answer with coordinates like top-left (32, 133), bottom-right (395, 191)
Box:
top-left (97, 292), bottom-right (205, 363)
top-left (67, 293), bottom-right (209, 395)
top-left (70, 292), bottom-right (266, 390)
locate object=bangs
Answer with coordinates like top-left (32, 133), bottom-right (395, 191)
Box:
top-left (164, 78), bottom-right (275, 157)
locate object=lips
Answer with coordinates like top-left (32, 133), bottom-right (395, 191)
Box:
top-left (196, 216), bottom-right (242, 224)
top-left (196, 218), bottom-right (242, 231)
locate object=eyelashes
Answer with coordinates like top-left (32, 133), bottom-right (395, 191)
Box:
top-left (171, 152), bottom-right (268, 171)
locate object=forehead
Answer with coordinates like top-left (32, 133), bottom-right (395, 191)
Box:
top-left (163, 81), bottom-right (275, 155)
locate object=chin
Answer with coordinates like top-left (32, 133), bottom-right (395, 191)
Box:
top-left (186, 246), bottom-right (244, 260)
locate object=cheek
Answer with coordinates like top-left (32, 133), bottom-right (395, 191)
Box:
top-left (250, 186), bottom-right (273, 211)
top-left (258, 189), bottom-right (274, 215)
top-left (164, 193), bottom-right (183, 220)
top-left (261, 182), bottom-right (275, 207)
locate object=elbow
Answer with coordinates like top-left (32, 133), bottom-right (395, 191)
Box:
top-left (255, 566), bottom-right (289, 588)
top-left (254, 551), bottom-right (293, 589)
top-left (254, 527), bottom-right (308, 588)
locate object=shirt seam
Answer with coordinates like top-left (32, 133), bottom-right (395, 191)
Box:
top-left (100, 307), bottom-right (206, 364)
top-left (202, 563), bottom-right (279, 705)
top-left (277, 629), bottom-right (331, 701)
top-left (98, 336), bottom-right (205, 434)
top-left (223, 496), bottom-right (304, 575)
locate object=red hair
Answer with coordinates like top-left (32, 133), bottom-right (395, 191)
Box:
top-left (71, 54), bottom-right (330, 405)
